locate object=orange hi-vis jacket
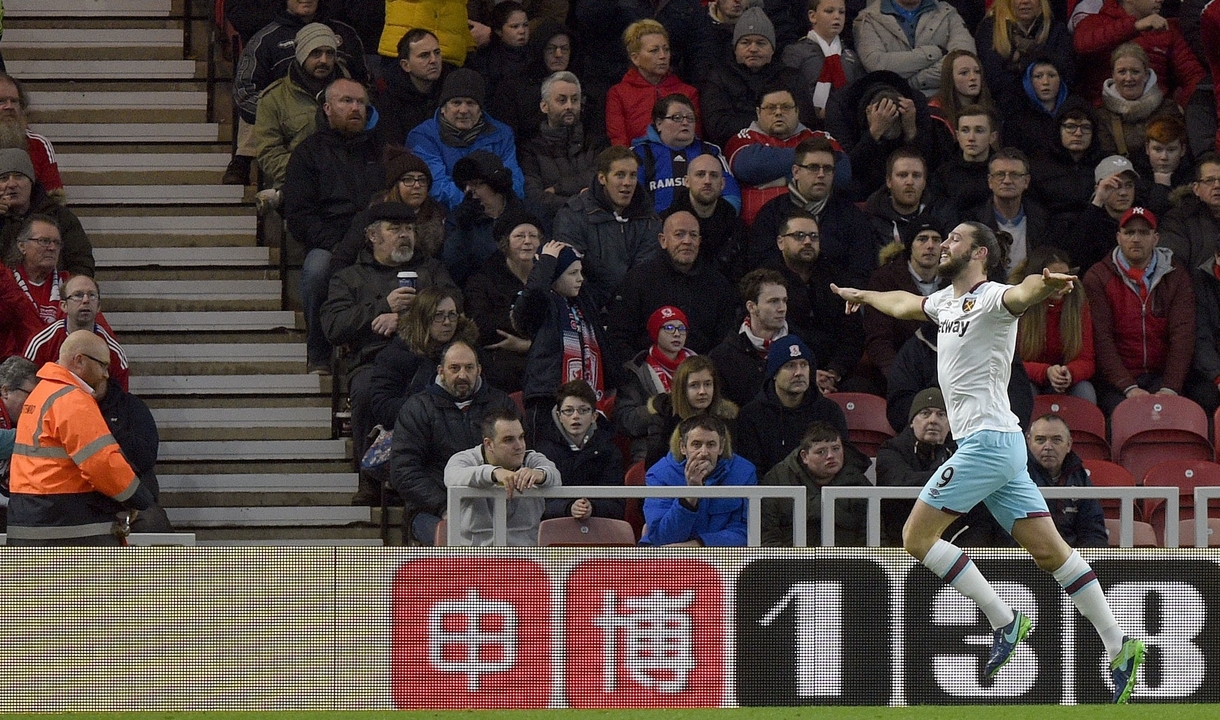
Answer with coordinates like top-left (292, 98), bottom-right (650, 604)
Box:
top-left (7, 362), bottom-right (147, 542)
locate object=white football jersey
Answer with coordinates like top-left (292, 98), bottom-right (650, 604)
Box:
top-left (922, 281), bottom-right (1022, 437)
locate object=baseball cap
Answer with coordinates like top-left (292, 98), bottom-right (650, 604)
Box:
top-left (1094, 155), bottom-right (1139, 184)
top-left (1118, 206), bottom-right (1157, 230)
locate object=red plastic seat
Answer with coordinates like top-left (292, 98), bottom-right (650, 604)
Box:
top-left (623, 461), bottom-right (646, 541)
top-left (1081, 459), bottom-right (1137, 521)
top-left (1104, 518), bottom-right (1159, 547)
top-left (509, 391), bottom-right (525, 416)
top-left (826, 392), bottom-right (895, 457)
top-left (1110, 395), bottom-right (1212, 481)
top-left (1141, 459), bottom-right (1220, 543)
top-left (434, 518), bottom-right (448, 546)
top-left (538, 517), bottom-right (637, 546)
top-left (1179, 518), bottom-right (1220, 547)
top-left (1032, 394), bottom-right (1110, 460)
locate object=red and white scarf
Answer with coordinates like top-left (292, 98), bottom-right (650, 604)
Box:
top-left (810, 32), bottom-right (847, 110)
top-left (561, 300), bottom-right (606, 404)
top-left (12, 266), bottom-right (63, 325)
top-left (645, 344), bottom-right (696, 392)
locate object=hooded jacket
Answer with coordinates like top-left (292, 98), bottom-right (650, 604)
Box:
top-left (407, 109), bottom-right (527, 210)
top-left (534, 413), bottom-right (626, 522)
top-left (283, 125), bottom-right (385, 252)
top-left (853, 0), bottom-right (977, 96)
top-left (640, 450), bottom-right (755, 546)
top-left (631, 125), bottom-right (742, 213)
top-left (761, 441), bottom-right (871, 546)
top-left (697, 56), bottom-right (818, 148)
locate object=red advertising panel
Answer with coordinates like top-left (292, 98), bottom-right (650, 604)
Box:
top-left (391, 558), bottom-right (551, 708)
top-left (564, 558), bottom-right (725, 707)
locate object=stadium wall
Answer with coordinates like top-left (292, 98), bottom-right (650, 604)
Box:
top-left (1, 548), bottom-right (1217, 710)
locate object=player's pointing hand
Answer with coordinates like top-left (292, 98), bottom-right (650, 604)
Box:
top-left (830, 284), bottom-right (863, 314)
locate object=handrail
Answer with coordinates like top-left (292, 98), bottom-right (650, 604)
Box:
top-left (821, 485), bottom-right (1180, 548)
top-left (1195, 487), bottom-right (1220, 547)
top-left (445, 485), bottom-right (806, 547)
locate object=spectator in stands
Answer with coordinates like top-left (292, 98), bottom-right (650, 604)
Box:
top-left (605, 19), bottom-right (703, 148)
top-left (321, 202), bottom-right (458, 457)
top-left (253, 23), bottom-right (345, 192)
top-left (699, 2), bottom-right (818, 148)
top-left (467, 1), bottom-right (532, 110)
top-left (407, 69), bottom-right (526, 212)
top-left (876, 386), bottom-right (955, 546)
top-left (367, 289), bottom-right (477, 435)
top-left (283, 78), bottom-right (384, 372)
top-left (607, 211), bottom-right (737, 360)
top-left (709, 0), bottom-right (747, 61)
top-left (862, 147), bottom-right (953, 252)
top-left (1202, 2), bottom-right (1220, 156)
top-left (375, 29), bottom-right (454, 151)
top-left (391, 339), bottom-right (517, 544)
top-left (666, 155), bottom-right (748, 281)
top-left (1017, 245), bottom-right (1097, 403)
top-left (0, 262), bottom-right (40, 360)
top-left (929, 104), bottom-right (998, 216)
top-left (536, 380), bottom-right (627, 522)
top-left (223, 0), bottom-right (281, 44)
top-left (7, 215), bottom-right (73, 326)
top-left (512, 241), bottom-right (613, 441)
top-left (927, 50), bottom-right (994, 161)
top-left (551, 146), bottom-right (661, 311)
top-left (0, 150), bottom-right (93, 277)
top-left (1026, 413), bottom-right (1109, 547)
top-left (95, 374), bottom-right (161, 504)
top-left (852, 0), bottom-right (976, 97)
top-left (617, 310), bottom-right (696, 461)
top-left (1055, 154), bottom-right (1139, 274)
top-left (1084, 206), bottom-right (1196, 412)
top-left (1073, 0), bottom-right (1205, 108)
top-left (1030, 99), bottom-right (1107, 232)
top-left (0, 356), bottom-right (37, 508)
top-left (750, 135), bottom-right (874, 283)
top-left (976, 0), bottom-right (1074, 116)
top-left (762, 420), bottom-right (869, 546)
top-left (1094, 43), bottom-right (1180, 160)
top-left (377, 0), bottom-right (473, 71)
top-left (490, 19), bottom-right (574, 144)
top-left (825, 70), bottom-right (939, 201)
top-left (969, 148), bottom-right (1048, 278)
top-left (1161, 152), bottom-right (1220, 272)
top-left (641, 414), bottom-right (754, 547)
top-left (443, 151), bottom-right (528, 285)
top-left (520, 71), bottom-right (605, 224)
top-left (765, 211), bottom-right (864, 394)
top-left (229, 0), bottom-right (366, 185)
top-left (863, 220), bottom-right (943, 387)
top-left (463, 208), bottom-right (540, 393)
top-left (709, 268), bottom-right (789, 406)
top-left (726, 85), bottom-right (835, 224)
top-left (23, 274), bottom-right (129, 392)
top-left (1133, 114), bottom-right (1194, 218)
top-left (736, 335), bottom-right (849, 475)
top-left (1190, 239), bottom-right (1220, 415)
top-left (444, 407), bottom-right (561, 545)
top-left (1003, 56), bottom-right (1077, 159)
top-left (633, 94), bottom-right (742, 214)
top-left (0, 73), bottom-right (62, 200)
top-left (782, 0), bottom-right (864, 120)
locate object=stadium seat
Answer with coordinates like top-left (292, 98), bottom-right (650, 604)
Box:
top-left (1141, 459), bottom-right (1220, 544)
top-left (1032, 394), bottom-right (1110, 460)
top-left (1104, 518), bottom-right (1159, 547)
top-left (538, 517), bottom-right (637, 546)
top-left (826, 392), bottom-right (895, 457)
top-left (509, 391), bottom-right (525, 416)
top-left (1081, 459), bottom-right (1137, 521)
top-left (1110, 395), bottom-right (1212, 481)
top-left (623, 461), bottom-right (646, 541)
top-left (434, 518), bottom-right (448, 546)
top-left (1179, 518), bottom-right (1220, 547)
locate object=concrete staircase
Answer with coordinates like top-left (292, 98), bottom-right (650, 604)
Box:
top-left (6, 0), bottom-right (375, 545)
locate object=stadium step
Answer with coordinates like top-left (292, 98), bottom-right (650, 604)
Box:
top-left (160, 440), bottom-right (348, 462)
top-left (127, 342), bottom-right (307, 364)
top-left (107, 310), bottom-right (296, 332)
top-left (31, 122), bottom-right (218, 143)
top-left (151, 407), bottom-right (331, 440)
top-left (70, 185), bottom-right (246, 205)
top-left (130, 374), bottom-right (323, 396)
top-left (7, 60), bottom-right (199, 81)
top-left (160, 473), bottom-right (357, 494)
top-left (164, 506), bottom-right (371, 528)
top-left (7, 0), bottom-right (173, 16)
top-left (95, 246), bottom-right (271, 267)
top-left (59, 152), bottom-right (225, 173)
top-left (5, 28), bottom-right (184, 49)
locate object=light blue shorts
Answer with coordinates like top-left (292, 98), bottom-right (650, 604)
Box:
top-left (918, 429), bottom-right (1049, 532)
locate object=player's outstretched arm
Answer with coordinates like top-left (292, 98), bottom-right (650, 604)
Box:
top-left (1002, 268), bottom-right (1078, 315)
top-left (831, 284), bottom-right (927, 320)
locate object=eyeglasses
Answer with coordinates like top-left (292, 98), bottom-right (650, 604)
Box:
top-left (23, 236), bottom-right (63, 248)
top-left (66, 291), bottom-right (99, 302)
top-left (82, 353), bottom-right (110, 371)
top-left (659, 323), bottom-right (688, 334)
top-left (759, 102), bottom-right (796, 114)
top-left (398, 175), bottom-right (428, 187)
top-left (989, 171), bottom-right (1027, 180)
top-left (794, 162), bottom-right (834, 176)
top-left (1196, 177), bottom-right (1220, 187)
top-left (780, 230), bottom-right (820, 243)
top-left (1060, 122), bottom-right (1093, 134)
top-left (558, 406), bottom-right (593, 417)
top-left (432, 311), bottom-right (459, 323)
top-left (662, 114), bottom-right (696, 124)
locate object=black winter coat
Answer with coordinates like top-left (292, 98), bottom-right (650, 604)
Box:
top-left (534, 418), bottom-right (626, 521)
top-left (707, 329), bottom-right (767, 408)
top-left (875, 426), bottom-right (956, 546)
top-left (1030, 138), bottom-right (1107, 227)
top-left (929, 153), bottom-right (992, 217)
top-left (735, 379), bottom-right (849, 476)
top-left (98, 382), bottom-right (160, 500)
top-left (698, 60), bottom-right (817, 148)
top-left (667, 190), bottom-right (748, 282)
top-left (464, 252), bottom-right (531, 393)
top-left (366, 338), bottom-right (433, 429)
top-left (749, 191), bottom-right (877, 285)
top-left (520, 121), bottom-right (604, 221)
top-left (764, 258), bottom-right (864, 381)
top-left (1027, 449), bottom-right (1109, 548)
top-left (283, 126), bottom-right (384, 252)
top-left (374, 61), bottom-right (455, 147)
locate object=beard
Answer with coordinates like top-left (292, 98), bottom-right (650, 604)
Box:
top-left (937, 252), bottom-right (968, 280)
top-left (0, 117), bottom-right (28, 149)
top-left (390, 246), bottom-right (415, 265)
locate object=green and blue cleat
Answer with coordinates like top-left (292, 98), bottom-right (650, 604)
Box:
top-left (1111, 636), bottom-right (1146, 704)
top-left (984, 610), bottom-right (1032, 679)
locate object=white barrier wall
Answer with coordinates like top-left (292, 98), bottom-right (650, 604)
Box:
top-left (1, 548), bottom-right (1217, 710)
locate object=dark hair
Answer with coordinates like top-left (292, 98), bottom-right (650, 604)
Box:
top-left (652, 93), bottom-right (695, 125)
top-left (481, 406), bottom-right (522, 440)
top-left (963, 221), bottom-right (1011, 278)
top-left (794, 135), bottom-right (836, 162)
top-left (1016, 245), bottom-right (1084, 364)
top-left (399, 287), bottom-right (465, 356)
top-left (397, 28), bottom-right (439, 59)
top-left (492, 1), bottom-right (527, 33)
top-left (757, 83), bottom-right (795, 108)
top-left (678, 413), bottom-right (728, 446)
top-left (596, 145), bottom-right (639, 176)
top-left (957, 103), bottom-right (997, 130)
top-left (989, 146), bottom-right (1030, 174)
top-left (438, 338), bottom-right (479, 366)
top-left (9, 214), bottom-right (62, 266)
top-left (799, 420), bottom-right (841, 450)
top-left (555, 379), bottom-right (597, 407)
top-left (885, 146), bottom-right (926, 178)
top-left (778, 211), bottom-right (817, 238)
top-left (1197, 152), bottom-right (1220, 179)
top-left (739, 267), bottom-right (786, 305)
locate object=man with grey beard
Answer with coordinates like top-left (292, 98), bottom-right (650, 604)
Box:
top-left (0, 73), bottom-right (63, 201)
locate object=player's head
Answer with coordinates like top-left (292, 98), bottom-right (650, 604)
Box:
top-left (939, 221), bottom-right (1009, 280)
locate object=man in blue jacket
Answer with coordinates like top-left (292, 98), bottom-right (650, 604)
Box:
top-left (641, 414), bottom-right (757, 546)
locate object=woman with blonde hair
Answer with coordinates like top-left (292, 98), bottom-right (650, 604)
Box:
top-left (1095, 43), bottom-right (1179, 158)
top-left (1015, 245), bottom-right (1097, 404)
top-left (976, 0), bottom-right (1073, 114)
top-left (605, 19), bottom-right (701, 147)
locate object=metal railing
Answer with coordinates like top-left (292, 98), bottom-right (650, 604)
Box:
top-left (445, 485), bottom-right (806, 547)
top-left (820, 486), bottom-right (1181, 548)
top-left (1195, 487), bottom-right (1220, 547)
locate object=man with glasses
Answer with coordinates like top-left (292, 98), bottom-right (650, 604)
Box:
top-left (0, 72), bottom-right (63, 200)
top-left (968, 147), bottom-right (1048, 278)
top-left (750, 135), bottom-right (874, 284)
top-left (1160, 152), bottom-right (1220, 271)
top-left (607, 210), bottom-right (737, 360)
top-left (0, 150), bottom-right (94, 277)
top-left (1083, 206), bottom-right (1196, 413)
top-left (24, 274), bottom-right (129, 392)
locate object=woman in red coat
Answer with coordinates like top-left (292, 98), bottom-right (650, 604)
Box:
top-left (605, 19), bottom-right (702, 147)
top-left (1016, 245), bottom-right (1098, 405)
